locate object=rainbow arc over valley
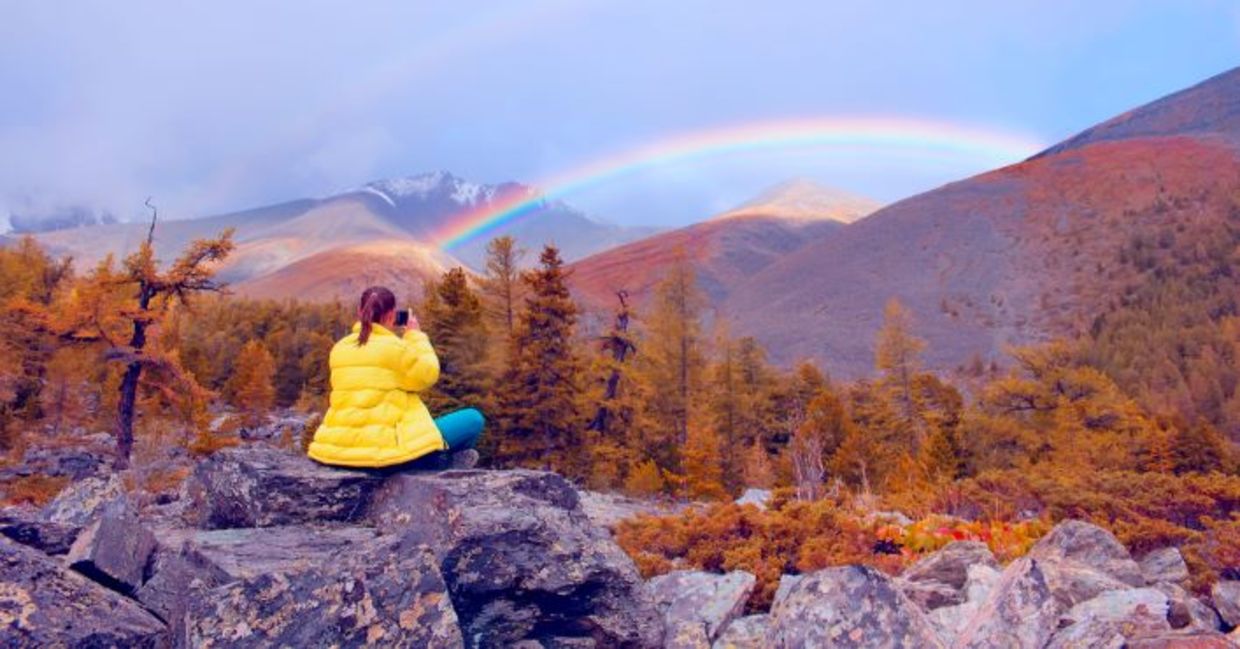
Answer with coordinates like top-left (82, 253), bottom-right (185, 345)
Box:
top-left (431, 116), bottom-right (1047, 249)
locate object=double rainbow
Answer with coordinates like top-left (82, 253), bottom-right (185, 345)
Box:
top-left (430, 116), bottom-right (1047, 249)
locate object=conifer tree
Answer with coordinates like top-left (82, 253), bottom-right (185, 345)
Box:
top-left (681, 422), bottom-right (727, 500)
top-left (875, 297), bottom-right (929, 449)
top-left (225, 340), bottom-right (276, 425)
top-left (496, 245), bottom-right (584, 476)
top-left (637, 253), bottom-right (706, 470)
top-left (423, 267), bottom-right (489, 412)
top-left (478, 235), bottom-right (525, 349)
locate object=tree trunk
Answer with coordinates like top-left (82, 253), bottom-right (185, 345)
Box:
top-left (114, 288), bottom-right (150, 469)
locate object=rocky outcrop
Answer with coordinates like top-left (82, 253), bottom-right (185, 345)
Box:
top-left (1049, 587), bottom-right (1171, 645)
top-left (41, 474), bottom-right (125, 525)
top-left (898, 540), bottom-right (998, 610)
top-left (925, 563), bottom-right (1002, 642)
top-left (1156, 582), bottom-right (1223, 633)
top-left (1027, 520), bottom-right (1147, 608)
top-left (370, 469), bottom-right (664, 648)
top-left (66, 504), bottom-right (158, 595)
top-left (646, 570), bottom-right (755, 647)
top-left (1213, 581), bottom-right (1240, 628)
top-left (1141, 547), bottom-right (1192, 585)
top-left (0, 507), bottom-right (80, 554)
top-left (183, 447), bottom-right (387, 528)
top-left (0, 536), bottom-right (167, 647)
top-left (952, 557), bottom-right (1061, 649)
top-left (713, 614), bottom-right (770, 649)
top-left (184, 532), bottom-right (461, 648)
top-left (767, 565), bottom-right (943, 648)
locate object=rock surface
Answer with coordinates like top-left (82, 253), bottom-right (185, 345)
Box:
top-left (767, 565), bottom-right (943, 648)
top-left (370, 469), bottom-right (664, 648)
top-left (183, 447), bottom-right (387, 529)
top-left (1054, 587), bottom-right (1171, 643)
top-left (712, 614), bottom-right (770, 649)
top-left (1029, 520), bottom-right (1147, 608)
top-left (0, 536), bottom-right (167, 647)
top-left (0, 507), bottom-right (80, 554)
top-left (925, 563), bottom-right (1003, 643)
top-left (185, 533), bottom-right (461, 648)
top-left (1156, 582), bottom-right (1223, 633)
top-left (953, 557), bottom-right (1062, 649)
top-left (1142, 547), bottom-right (1192, 585)
top-left (898, 540), bottom-right (998, 610)
top-left (1213, 581), bottom-right (1240, 628)
top-left (66, 505), bottom-right (157, 595)
top-left (41, 474), bottom-right (126, 525)
top-left (646, 570), bottom-right (755, 644)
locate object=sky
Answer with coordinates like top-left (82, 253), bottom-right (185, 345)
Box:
top-left (2, 1), bottom-right (1239, 230)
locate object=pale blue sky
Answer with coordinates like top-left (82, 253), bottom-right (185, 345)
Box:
top-left (1, 1), bottom-right (1237, 228)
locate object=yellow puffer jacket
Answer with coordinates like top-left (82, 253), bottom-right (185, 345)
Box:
top-left (308, 322), bottom-right (444, 467)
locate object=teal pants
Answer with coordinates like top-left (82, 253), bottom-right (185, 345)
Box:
top-left (434, 408), bottom-right (485, 450)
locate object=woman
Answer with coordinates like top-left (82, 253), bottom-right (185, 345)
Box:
top-left (308, 286), bottom-right (485, 468)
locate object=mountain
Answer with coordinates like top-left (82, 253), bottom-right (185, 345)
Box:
top-left (714, 178), bottom-right (880, 223)
top-left (233, 240), bottom-right (454, 302)
top-left (570, 180), bottom-right (879, 311)
top-left (724, 66), bottom-right (1240, 377)
top-left (29, 171), bottom-right (654, 300)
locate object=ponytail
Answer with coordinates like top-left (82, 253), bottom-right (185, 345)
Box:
top-left (357, 286), bottom-right (396, 346)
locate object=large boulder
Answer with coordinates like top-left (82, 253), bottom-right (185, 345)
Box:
top-left (766, 565), bottom-right (943, 648)
top-left (41, 474), bottom-right (126, 525)
top-left (645, 570), bottom-right (755, 646)
top-left (1212, 581), bottom-right (1240, 628)
top-left (65, 504), bottom-right (157, 595)
top-left (925, 563), bottom-right (1003, 643)
top-left (0, 536), bottom-right (167, 647)
top-left (898, 541), bottom-right (999, 610)
top-left (712, 614), bottom-right (770, 649)
top-left (1028, 520), bottom-right (1147, 608)
top-left (1156, 583), bottom-right (1223, 633)
top-left (369, 469), bottom-right (664, 648)
top-left (0, 507), bottom-right (80, 554)
top-left (185, 532), bottom-right (461, 648)
top-left (1142, 547), bottom-right (1192, 585)
top-left (1128, 631), bottom-right (1240, 648)
top-left (183, 447), bottom-right (387, 529)
top-left (1050, 587), bottom-right (1171, 646)
top-left (135, 540), bottom-right (231, 644)
top-left (953, 557), bottom-right (1063, 649)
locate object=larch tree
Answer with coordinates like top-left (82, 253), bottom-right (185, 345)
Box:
top-left (637, 253), bottom-right (707, 471)
top-left (423, 267), bottom-right (489, 413)
top-left (496, 245), bottom-right (584, 477)
top-left (874, 297), bottom-right (929, 450)
top-left (478, 235), bottom-right (525, 347)
top-left (80, 203), bottom-right (234, 468)
top-left (225, 339), bottom-right (276, 425)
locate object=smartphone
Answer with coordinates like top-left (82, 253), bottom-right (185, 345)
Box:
top-left (395, 309), bottom-right (411, 327)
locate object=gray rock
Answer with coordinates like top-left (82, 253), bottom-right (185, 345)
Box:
top-left (1028, 520), bottom-right (1145, 587)
top-left (577, 491), bottom-right (692, 530)
top-left (1058, 588), bottom-right (1171, 641)
top-left (663, 620), bottom-right (712, 649)
top-left (183, 446), bottom-right (386, 529)
top-left (66, 505), bottom-right (157, 595)
top-left (1142, 547), bottom-right (1192, 585)
top-left (645, 570), bottom-right (755, 642)
top-left (135, 541), bottom-right (232, 645)
top-left (766, 565), bottom-right (944, 649)
top-left (926, 563), bottom-right (1002, 643)
top-left (1212, 580), bottom-right (1240, 628)
top-left (41, 474), bottom-right (125, 525)
top-left (185, 534), bottom-right (462, 648)
top-left (369, 469), bottom-right (664, 648)
top-left (734, 489), bottom-right (770, 510)
top-left (1156, 582), bottom-right (1223, 632)
top-left (1127, 630), bottom-right (1240, 648)
top-left (773, 574), bottom-right (803, 605)
top-left (0, 536), bottom-right (167, 647)
top-left (712, 615), bottom-right (769, 649)
top-left (1045, 616), bottom-right (1127, 649)
top-left (0, 507), bottom-right (80, 555)
top-left (954, 558), bottom-right (1062, 649)
top-left (899, 541), bottom-right (999, 610)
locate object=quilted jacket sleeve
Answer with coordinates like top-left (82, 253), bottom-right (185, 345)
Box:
top-left (396, 329), bottom-right (440, 392)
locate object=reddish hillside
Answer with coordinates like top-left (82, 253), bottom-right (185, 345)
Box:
top-left (725, 67), bottom-right (1240, 377)
top-left (569, 180), bottom-right (876, 311)
top-left (234, 240), bottom-right (456, 302)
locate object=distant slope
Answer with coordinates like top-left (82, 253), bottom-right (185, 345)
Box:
top-left (234, 240), bottom-right (455, 302)
top-left (570, 180), bottom-right (877, 311)
top-left (726, 67), bottom-right (1240, 377)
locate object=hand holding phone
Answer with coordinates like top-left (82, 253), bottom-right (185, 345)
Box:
top-left (395, 309), bottom-right (418, 330)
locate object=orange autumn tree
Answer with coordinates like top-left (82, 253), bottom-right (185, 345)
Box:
top-left (80, 203), bottom-right (234, 467)
top-left (225, 340), bottom-right (276, 425)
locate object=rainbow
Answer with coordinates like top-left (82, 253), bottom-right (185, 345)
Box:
top-left (431, 116), bottom-right (1047, 249)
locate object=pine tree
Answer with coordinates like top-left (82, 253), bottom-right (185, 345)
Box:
top-left (423, 267), bottom-right (489, 413)
top-left (875, 297), bottom-right (929, 450)
top-left (496, 245), bottom-right (584, 476)
top-left (225, 340), bottom-right (276, 425)
top-left (478, 236), bottom-right (525, 340)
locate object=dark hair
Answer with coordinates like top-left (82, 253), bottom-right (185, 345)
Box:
top-left (357, 286), bottom-right (396, 346)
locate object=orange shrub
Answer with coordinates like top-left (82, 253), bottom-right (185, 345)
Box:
top-left (2, 475), bottom-right (70, 507)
